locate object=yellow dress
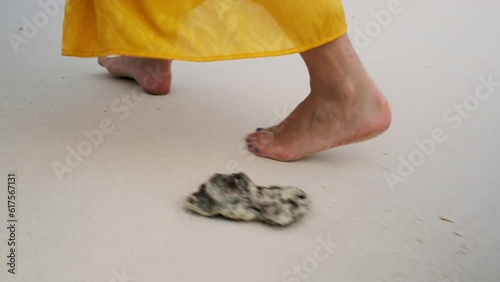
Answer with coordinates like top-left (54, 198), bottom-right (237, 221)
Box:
top-left (62, 0), bottom-right (347, 62)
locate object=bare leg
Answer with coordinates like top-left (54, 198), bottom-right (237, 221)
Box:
top-left (246, 34), bottom-right (391, 161)
top-left (98, 56), bottom-right (172, 95)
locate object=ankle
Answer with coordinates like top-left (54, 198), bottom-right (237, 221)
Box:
top-left (310, 76), bottom-right (360, 103)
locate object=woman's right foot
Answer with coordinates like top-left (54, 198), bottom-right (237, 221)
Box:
top-left (98, 56), bottom-right (172, 95)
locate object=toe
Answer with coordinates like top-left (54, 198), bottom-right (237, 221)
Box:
top-left (253, 130), bottom-right (275, 146)
top-left (98, 57), bottom-right (109, 67)
top-left (245, 129), bottom-right (301, 161)
top-left (246, 132), bottom-right (257, 141)
top-left (245, 135), bottom-right (255, 149)
top-left (245, 133), bottom-right (259, 154)
top-left (246, 130), bottom-right (275, 156)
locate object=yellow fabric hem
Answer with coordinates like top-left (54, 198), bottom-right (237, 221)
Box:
top-left (61, 27), bottom-right (347, 62)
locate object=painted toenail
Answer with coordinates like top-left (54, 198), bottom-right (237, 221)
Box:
top-left (254, 148), bottom-right (259, 153)
top-left (246, 138), bottom-right (250, 142)
top-left (247, 143), bottom-right (253, 148)
top-left (256, 128), bottom-right (264, 131)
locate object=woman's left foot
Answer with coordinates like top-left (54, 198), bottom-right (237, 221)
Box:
top-left (246, 34), bottom-right (391, 161)
top-left (246, 83), bottom-right (391, 161)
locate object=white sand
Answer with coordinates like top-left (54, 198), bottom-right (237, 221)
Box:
top-left (1, 0), bottom-right (499, 281)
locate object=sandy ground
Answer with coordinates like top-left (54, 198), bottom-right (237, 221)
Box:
top-left (1, 0), bottom-right (499, 281)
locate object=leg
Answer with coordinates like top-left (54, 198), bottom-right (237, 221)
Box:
top-left (98, 56), bottom-right (172, 95)
top-left (246, 34), bottom-right (391, 161)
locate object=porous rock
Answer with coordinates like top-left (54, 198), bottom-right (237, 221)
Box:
top-left (185, 173), bottom-right (310, 226)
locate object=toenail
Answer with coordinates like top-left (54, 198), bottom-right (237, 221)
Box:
top-left (246, 138), bottom-right (250, 142)
top-left (256, 128), bottom-right (264, 131)
top-left (247, 143), bottom-right (253, 148)
top-left (254, 148), bottom-right (259, 153)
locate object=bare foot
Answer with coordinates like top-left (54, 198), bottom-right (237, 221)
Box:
top-left (98, 56), bottom-right (172, 95)
top-left (246, 87), bottom-right (391, 161)
top-left (245, 35), bottom-right (391, 161)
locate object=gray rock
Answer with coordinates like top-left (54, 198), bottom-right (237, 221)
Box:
top-left (185, 173), bottom-right (310, 226)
